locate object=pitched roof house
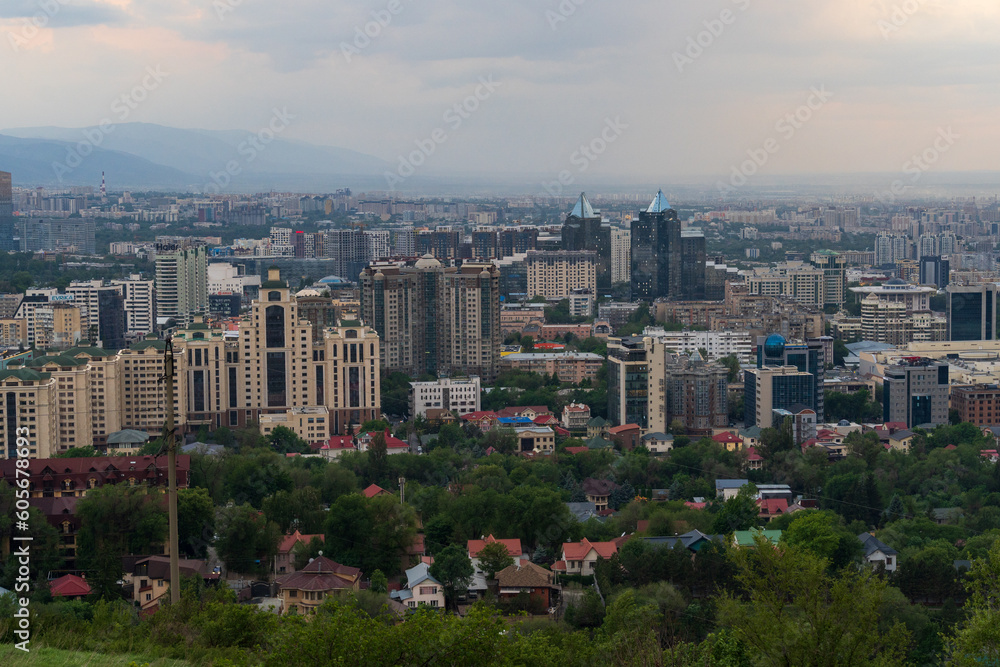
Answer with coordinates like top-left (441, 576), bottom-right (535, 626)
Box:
top-left (495, 561), bottom-right (561, 609)
top-left (554, 537), bottom-right (620, 575)
top-left (49, 574), bottom-right (91, 600)
top-left (582, 478), bottom-right (619, 512)
top-left (858, 533), bottom-right (898, 572)
top-left (275, 530), bottom-right (325, 576)
top-left (275, 556), bottom-right (361, 615)
top-left (389, 562), bottom-right (445, 610)
top-left (362, 483), bottom-right (391, 498)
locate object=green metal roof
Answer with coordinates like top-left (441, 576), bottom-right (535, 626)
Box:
top-left (62, 346), bottom-right (116, 358)
top-left (0, 369), bottom-right (51, 382)
top-left (24, 355), bottom-right (87, 368)
top-left (107, 429), bottom-right (151, 445)
top-left (732, 529), bottom-right (782, 547)
top-left (130, 339), bottom-right (167, 351)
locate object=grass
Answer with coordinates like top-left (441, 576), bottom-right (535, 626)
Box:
top-left (0, 645), bottom-right (189, 667)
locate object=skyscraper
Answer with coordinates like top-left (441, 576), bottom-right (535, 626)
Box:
top-left (630, 190), bottom-right (704, 301)
top-left (360, 256), bottom-right (501, 381)
top-left (561, 193), bottom-right (612, 292)
top-left (610, 227), bottom-right (631, 286)
top-left (0, 171), bottom-right (14, 252)
top-left (919, 255), bottom-right (950, 289)
top-left (744, 334), bottom-right (825, 428)
top-left (947, 283), bottom-right (997, 341)
top-left (155, 244), bottom-right (208, 328)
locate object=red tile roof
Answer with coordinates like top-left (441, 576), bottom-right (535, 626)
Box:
top-left (467, 535), bottom-right (523, 558)
top-left (322, 436), bottom-right (355, 451)
top-left (363, 483), bottom-right (389, 498)
top-left (461, 411), bottom-right (498, 422)
top-left (275, 556), bottom-right (361, 592)
top-left (277, 530), bottom-right (324, 555)
top-left (757, 498), bottom-right (789, 516)
top-left (685, 501), bottom-right (707, 510)
top-left (533, 415), bottom-right (559, 425)
top-left (50, 574), bottom-right (91, 597)
top-left (563, 446), bottom-right (589, 455)
top-left (562, 537), bottom-right (618, 561)
top-left (712, 431), bottom-right (742, 444)
top-left (945, 444), bottom-right (957, 450)
top-left (608, 424), bottom-right (640, 434)
top-left (745, 446), bottom-right (763, 462)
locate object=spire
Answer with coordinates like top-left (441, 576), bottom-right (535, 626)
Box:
top-left (570, 192), bottom-right (596, 219)
top-left (646, 189), bottom-right (670, 213)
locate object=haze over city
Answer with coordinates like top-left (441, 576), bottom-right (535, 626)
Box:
top-left (3, 0), bottom-right (1000, 192)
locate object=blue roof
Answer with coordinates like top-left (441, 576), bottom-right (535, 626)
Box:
top-left (498, 417), bottom-right (533, 425)
top-left (646, 189), bottom-right (670, 213)
top-left (404, 562), bottom-right (441, 590)
top-left (570, 193), bottom-right (596, 218)
top-left (716, 479), bottom-right (749, 489)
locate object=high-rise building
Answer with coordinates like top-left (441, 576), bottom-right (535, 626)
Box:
top-left (415, 227), bottom-right (461, 261)
top-left (875, 232), bottom-right (910, 266)
top-left (471, 227), bottom-right (499, 260)
top-left (322, 228), bottom-right (368, 280)
top-left (919, 255), bottom-right (950, 289)
top-left (630, 190), bottom-right (704, 301)
top-left (154, 244), bottom-right (208, 328)
top-left (525, 250), bottom-right (596, 300)
top-left (0, 171), bottom-right (14, 252)
top-left (610, 227), bottom-right (631, 286)
top-left (66, 280), bottom-right (128, 348)
top-left (111, 275), bottom-right (156, 337)
top-left (499, 227), bottom-right (538, 257)
top-left (646, 346), bottom-right (728, 436)
top-left (360, 256), bottom-right (501, 382)
top-left (562, 193), bottom-right (612, 293)
top-left (18, 218), bottom-right (96, 254)
top-left (810, 250), bottom-right (847, 307)
top-left (364, 230), bottom-right (391, 262)
top-left (744, 334), bottom-right (825, 428)
top-left (607, 336), bottom-right (649, 428)
top-left (947, 283), bottom-right (997, 341)
top-left (883, 358), bottom-right (949, 428)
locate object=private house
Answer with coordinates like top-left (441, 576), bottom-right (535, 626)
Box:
top-left (608, 424), bottom-right (641, 450)
top-left (497, 406), bottom-right (552, 420)
top-left (981, 449), bottom-right (1000, 464)
top-left (641, 529), bottom-right (722, 554)
top-left (514, 426), bottom-right (556, 453)
top-left (318, 435), bottom-right (356, 460)
top-left (0, 455), bottom-right (191, 499)
top-left (275, 530), bottom-right (324, 576)
top-left (49, 574), bottom-right (91, 600)
top-left (715, 479), bottom-right (749, 500)
top-left (425, 409), bottom-right (458, 426)
top-left (744, 446), bottom-right (764, 471)
top-left (461, 411), bottom-right (499, 432)
top-left (858, 533), bottom-right (897, 572)
top-left (562, 403), bottom-right (591, 431)
top-left (389, 562), bottom-right (445, 609)
top-left (641, 432), bottom-right (674, 455)
top-left (34, 496), bottom-right (80, 567)
top-left (566, 501), bottom-right (599, 522)
top-left (739, 426), bottom-right (762, 449)
top-left (888, 429), bottom-right (915, 453)
top-left (128, 556), bottom-right (213, 610)
top-left (582, 478), bottom-right (618, 512)
top-left (362, 483), bottom-right (391, 499)
top-left (585, 435), bottom-right (614, 450)
top-left (732, 529), bottom-right (782, 548)
top-left (553, 537), bottom-right (620, 575)
top-left (712, 431), bottom-right (743, 452)
top-left (275, 555), bottom-right (362, 615)
top-left (104, 429), bottom-right (150, 454)
top-left (757, 498), bottom-right (789, 521)
top-left (495, 561), bottom-right (561, 609)
top-left (356, 429), bottom-right (409, 455)
top-left (587, 416), bottom-right (608, 439)
top-left (467, 535), bottom-right (526, 596)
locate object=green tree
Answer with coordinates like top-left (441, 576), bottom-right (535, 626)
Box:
top-left (430, 544), bottom-right (474, 611)
top-left (177, 487), bottom-right (216, 559)
top-left (262, 486), bottom-right (324, 534)
top-left (370, 569), bottom-right (388, 594)
top-left (55, 446), bottom-right (101, 458)
top-left (476, 541), bottom-right (515, 580)
top-left (947, 540), bottom-right (1000, 665)
top-left (76, 484), bottom-right (168, 599)
top-left (215, 503), bottom-right (282, 578)
top-left (781, 510), bottom-right (862, 570)
top-left (711, 485), bottom-right (760, 534)
top-left (267, 425), bottom-right (309, 454)
top-left (717, 537), bottom-right (911, 666)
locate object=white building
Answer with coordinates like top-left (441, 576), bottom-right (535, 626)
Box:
top-left (364, 230), bottom-right (391, 261)
top-left (111, 274), bottom-right (156, 336)
top-left (641, 327), bottom-right (753, 363)
top-left (207, 262), bottom-right (262, 296)
top-left (408, 376), bottom-right (482, 418)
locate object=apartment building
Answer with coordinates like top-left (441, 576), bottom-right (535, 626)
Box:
top-left (525, 250), bottom-right (597, 300)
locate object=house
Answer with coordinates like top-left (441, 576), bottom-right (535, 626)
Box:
top-left (757, 498), bottom-right (789, 521)
top-left (49, 574), bottom-right (91, 600)
top-left (318, 435), bottom-right (356, 460)
top-left (514, 426), bottom-right (556, 454)
top-left (362, 483), bottom-right (391, 499)
top-left (732, 529), bottom-right (782, 548)
top-left (128, 556), bottom-right (213, 610)
top-left (275, 556), bottom-right (362, 615)
top-left (744, 446), bottom-right (764, 471)
top-left (554, 537), bottom-right (620, 575)
top-left (715, 479), bottom-right (749, 500)
top-left (641, 432), bottom-right (674, 455)
top-left (562, 403), bottom-right (591, 431)
top-left (739, 426), bottom-right (762, 449)
top-left (566, 501), bottom-right (599, 522)
top-left (582, 478), bottom-right (618, 512)
top-left (356, 429), bottom-right (409, 455)
top-left (858, 533), bottom-right (897, 572)
top-left (712, 431), bottom-right (743, 452)
top-left (931, 507), bottom-right (963, 525)
top-left (534, 414), bottom-right (561, 427)
top-left (980, 449), bottom-right (999, 464)
top-left (496, 406), bottom-right (551, 420)
top-left (467, 535), bottom-right (527, 595)
top-left (585, 435), bottom-right (614, 450)
top-left (563, 446), bottom-right (589, 455)
top-left (498, 416), bottom-right (535, 428)
top-left (641, 529), bottom-right (721, 553)
top-left (608, 424), bottom-right (641, 451)
top-left (389, 562), bottom-right (445, 610)
top-left (275, 530), bottom-right (324, 576)
top-left (755, 483), bottom-right (793, 503)
top-left (425, 409), bottom-right (458, 426)
top-left (587, 416), bottom-right (608, 439)
top-left (495, 561), bottom-right (561, 609)
top-left (888, 429), bottom-right (915, 453)
top-left (461, 411), bottom-right (499, 432)
top-left (104, 429), bottom-right (150, 454)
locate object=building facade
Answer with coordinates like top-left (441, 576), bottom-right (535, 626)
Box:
top-left (155, 244), bottom-right (208, 328)
top-left (525, 250), bottom-right (597, 300)
top-left (409, 377), bottom-right (482, 418)
top-left (883, 358), bottom-right (950, 428)
top-left (948, 283), bottom-right (997, 341)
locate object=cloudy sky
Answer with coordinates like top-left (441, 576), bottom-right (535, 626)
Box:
top-left (2, 0), bottom-right (999, 185)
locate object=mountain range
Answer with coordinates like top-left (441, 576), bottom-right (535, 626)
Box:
top-left (0, 123), bottom-right (392, 192)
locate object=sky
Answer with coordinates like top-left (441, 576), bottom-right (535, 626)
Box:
top-left (2, 0), bottom-right (1000, 186)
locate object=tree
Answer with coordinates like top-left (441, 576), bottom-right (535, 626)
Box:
top-left (718, 355), bottom-right (741, 383)
top-left (781, 510), bottom-right (862, 570)
top-left (370, 569), bottom-right (388, 594)
top-left (476, 541), bottom-right (514, 581)
top-left (215, 503), bottom-right (282, 578)
top-left (711, 485), bottom-right (760, 534)
top-left (76, 484), bottom-right (168, 599)
top-left (369, 430), bottom-right (388, 482)
top-left (267, 426), bottom-right (308, 454)
top-left (947, 540), bottom-right (1000, 665)
top-left (717, 538), bottom-right (911, 665)
top-left (360, 419), bottom-right (390, 433)
top-left (521, 335), bottom-right (535, 352)
top-left (177, 487), bottom-right (216, 558)
top-left (262, 487), bottom-right (324, 534)
top-left (430, 544), bottom-right (474, 611)
top-left (55, 446), bottom-right (101, 458)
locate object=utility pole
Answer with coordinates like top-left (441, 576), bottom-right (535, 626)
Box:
top-left (164, 336), bottom-right (181, 604)
top-left (398, 476), bottom-right (405, 505)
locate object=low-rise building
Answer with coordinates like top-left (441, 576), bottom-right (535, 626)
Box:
top-left (500, 352), bottom-right (603, 384)
top-left (389, 562), bottom-right (445, 610)
top-left (554, 537), bottom-right (620, 575)
top-left (514, 426), bottom-right (555, 454)
top-left (561, 403), bottom-right (591, 431)
top-left (259, 406), bottom-right (330, 445)
top-left (275, 555), bottom-right (362, 615)
top-left (858, 533), bottom-right (897, 572)
top-left (409, 376), bottom-right (482, 419)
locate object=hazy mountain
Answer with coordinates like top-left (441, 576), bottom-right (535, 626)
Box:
top-left (0, 123), bottom-right (391, 191)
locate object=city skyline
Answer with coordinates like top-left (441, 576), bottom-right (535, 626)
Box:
top-left (2, 1), bottom-right (1000, 191)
